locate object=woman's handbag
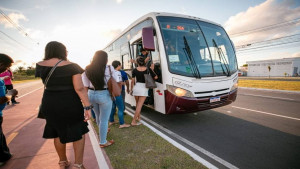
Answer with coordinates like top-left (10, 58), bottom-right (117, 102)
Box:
top-left (107, 66), bottom-right (121, 98)
top-left (144, 68), bottom-right (157, 89)
top-left (37, 60), bottom-right (63, 119)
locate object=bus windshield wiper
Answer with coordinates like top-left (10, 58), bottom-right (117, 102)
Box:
top-left (183, 36), bottom-right (201, 78)
top-left (212, 39), bottom-right (231, 76)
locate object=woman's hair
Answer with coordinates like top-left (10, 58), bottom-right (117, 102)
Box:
top-left (112, 60), bottom-right (121, 69)
top-left (0, 53), bottom-right (14, 73)
top-left (136, 56), bottom-right (146, 66)
top-left (85, 50), bottom-right (108, 89)
top-left (44, 41), bottom-right (67, 60)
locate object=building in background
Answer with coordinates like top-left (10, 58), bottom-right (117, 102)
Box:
top-left (247, 57), bottom-right (300, 77)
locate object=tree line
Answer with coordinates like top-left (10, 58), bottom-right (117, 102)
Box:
top-left (13, 66), bottom-right (35, 76)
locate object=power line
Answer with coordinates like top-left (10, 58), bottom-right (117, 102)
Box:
top-left (0, 9), bottom-right (39, 45)
top-left (229, 17), bottom-right (300, 37)
top-left (235, 33), bottom-right (300, 49)
top-left (236, 40), bottom-right (300, 53)
top-left (0, 30), bottom-right (31, 50)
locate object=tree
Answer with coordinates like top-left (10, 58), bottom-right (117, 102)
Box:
top-left (17, 66), bottom-right (24, 73)
top-left (268, 65), bottom-right (271, 78)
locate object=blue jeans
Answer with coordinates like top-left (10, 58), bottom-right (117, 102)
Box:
top-left (88, 90), bottom-right (112, 145)
top-left (109, 95), bottom-right (125, 125)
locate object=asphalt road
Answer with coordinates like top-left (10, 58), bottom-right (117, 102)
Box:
top-left (13, 81), bottom-right (300, 169)
top-left (137, 87), bottom-right (300, 169)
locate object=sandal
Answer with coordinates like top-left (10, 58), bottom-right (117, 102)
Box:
top-left (131, 122), bottom-right (142, 126)
top-left (109, 121), bottom-right (119, 126)
top-left (100, 140), bottom-right (115, 148)
top-left (119, 124), bottom-right (131, 128)
top-left (59, 160), bottom-right (70, 168)
top-left (73, 163), bottom-right (85, 169)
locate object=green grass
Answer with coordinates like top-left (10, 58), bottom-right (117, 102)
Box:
top-left (91, 114), bottom-right (207, 169)
top-left (239, 79), bottom-right (300, 91)
top-left (12, 75), bottom-right (39, 84)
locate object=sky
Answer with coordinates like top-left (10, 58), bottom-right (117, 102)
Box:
top-left (0, 0), bottom-right (300, 70)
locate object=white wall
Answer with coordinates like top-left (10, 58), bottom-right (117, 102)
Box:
top-left (247, 58), bottom-right (300, 77)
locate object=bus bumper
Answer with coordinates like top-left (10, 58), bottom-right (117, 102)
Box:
top-left (165, 89), bottom-right (238, 114)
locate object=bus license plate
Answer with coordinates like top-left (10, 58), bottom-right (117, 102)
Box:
top-left (210, 96), bottom-right (220, 103)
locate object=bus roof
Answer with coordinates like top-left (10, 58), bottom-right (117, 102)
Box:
top-left (104, 12), bottom-right (222, 49)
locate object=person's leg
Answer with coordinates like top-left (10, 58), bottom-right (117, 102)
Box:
top-left (109, 100), bottom-right (116, 123)
top-left (54, 138), bottom-right (69, 168)
top-left (0, 117), bottom-right (12, 162)
top-left (115, 95), bottom-right (124, 125)
top-left (131, 96), bottom-right (139, 124)
top-left (72, 135), bottom-right (85, 166)
top-left (98, 91), bottom-right (112, 145)
top-left (135, 96), bottom-right (147, 122)
top-left (121, 90), bottom-right (126, 111)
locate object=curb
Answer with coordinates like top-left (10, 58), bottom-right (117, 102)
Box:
top-left (239, 87), bottom-right (300, 93)
top-left (87, 121), bottom-right (113, 169)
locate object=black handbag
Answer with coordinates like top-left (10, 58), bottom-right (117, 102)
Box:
top-left (144, 67), bottom-right (157, 89)
top-left (37, 60), bottom-right (63, 119)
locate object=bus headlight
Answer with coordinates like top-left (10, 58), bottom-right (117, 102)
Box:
top-left (167, 85), bottom-right (194, 97)
top-left (230, 82), bottom-right (238, 92)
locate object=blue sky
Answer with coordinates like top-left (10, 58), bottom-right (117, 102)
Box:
top-left (1, 0), bottom-right (299, 70)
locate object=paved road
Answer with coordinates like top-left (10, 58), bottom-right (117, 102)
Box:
top-left (138, 88), bottom-right (300, 169)
top-left (10, 81), bottom-right (300, 169)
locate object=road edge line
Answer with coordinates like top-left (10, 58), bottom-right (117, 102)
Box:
top-left (87, 121), bottom-right (110, 169)
top-left (126, 107), bottom-right (228, 169)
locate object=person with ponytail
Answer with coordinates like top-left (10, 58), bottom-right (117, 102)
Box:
top-left (82, 50), bottom-right (117, 148)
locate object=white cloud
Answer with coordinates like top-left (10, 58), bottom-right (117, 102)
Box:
top-left (224, 0), bottom-right (300, 46)
top-left (116, 0), bottom-right (123, 4)
top-left (292, 52), bottom-right (300, 58)
top-left (0, 12), bottom-right (28, 28)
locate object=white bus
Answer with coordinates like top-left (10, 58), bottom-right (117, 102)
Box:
top-left (104, 12), bottom-right (238, 114)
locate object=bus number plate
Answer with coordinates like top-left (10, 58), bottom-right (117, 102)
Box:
top-left (210, 96), bottom-right (220, 103)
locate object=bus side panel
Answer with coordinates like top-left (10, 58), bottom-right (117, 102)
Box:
top-left (154, 83), bottom-right (166, 114)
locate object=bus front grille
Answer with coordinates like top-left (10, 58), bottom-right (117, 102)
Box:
top-left (194, 88), bottom-right (229, 95)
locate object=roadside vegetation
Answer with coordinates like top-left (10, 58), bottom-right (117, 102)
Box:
top-left (91, 114), bottom-right (207, 169)
top-left (12, 66), bottom-right (39, 83)
top-left (238, 79), bottom-right (300, 91)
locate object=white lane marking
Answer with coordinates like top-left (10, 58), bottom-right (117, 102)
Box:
top-left (232, 106), bottom-right (300, 121)
top-left (87, 121), bottom-right (109, 169)
top-left (239, 93), bottom-right (294, 101)
top-left (15, 86), bottom-right (44, 99)
top-left (126, 107), bottom-right (238, 169)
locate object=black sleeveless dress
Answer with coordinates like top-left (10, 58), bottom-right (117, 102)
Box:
top-left (35, 63), bottom-right (89, 144)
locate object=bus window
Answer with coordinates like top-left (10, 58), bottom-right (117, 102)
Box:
top-left (122, 54), bottom-right (132, 70)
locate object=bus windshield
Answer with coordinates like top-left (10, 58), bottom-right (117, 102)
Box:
top-left (157, 16), bottom-right (237, 77)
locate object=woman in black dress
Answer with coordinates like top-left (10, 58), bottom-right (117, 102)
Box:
top-left (35, 41), bottom-right (92, 169)
top-left (130, 56), bottom-right (157, 125)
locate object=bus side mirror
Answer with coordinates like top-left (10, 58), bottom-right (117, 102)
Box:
top-left (142, 27), bottom-right (155, 51)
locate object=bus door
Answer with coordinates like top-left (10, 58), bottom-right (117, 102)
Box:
top-left (142, 27), bottom-right (165, 113)
top-left (151, 35), bottom-right (165, 114)
top-left (120, 41), bottom-right (136, 108)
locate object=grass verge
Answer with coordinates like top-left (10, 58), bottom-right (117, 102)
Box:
top-left (91, 113), bottom-right (207, 169)
top-left (238, 79), bottom-right (300, 91)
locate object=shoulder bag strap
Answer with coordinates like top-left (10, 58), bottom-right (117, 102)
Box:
top-left (108, 65), bottom-right (112, 76)
top-left (44, 59), bottom-right (63, 88)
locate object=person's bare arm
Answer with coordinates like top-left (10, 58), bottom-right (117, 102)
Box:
top-left (130, 78), bottom-right (135, 95)
top-left (73, 74), bottom-right (91, 122)
top-left (125, 80), bottom-right (130, 94)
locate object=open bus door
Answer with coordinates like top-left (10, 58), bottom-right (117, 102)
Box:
top-left (142, 27), bottom-right (165, 113)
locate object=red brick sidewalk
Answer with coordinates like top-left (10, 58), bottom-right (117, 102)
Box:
top-left (1, 88), bottom-right (110, 169)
